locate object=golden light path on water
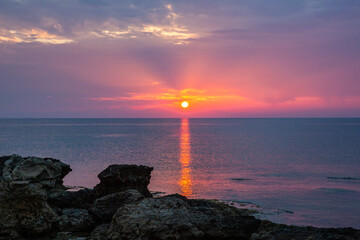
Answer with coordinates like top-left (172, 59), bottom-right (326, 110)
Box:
top-left (178, 118), bottom-right (192, 197)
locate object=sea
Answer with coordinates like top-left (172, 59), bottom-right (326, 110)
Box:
top-left (0, 118), bottom-right (359, 228)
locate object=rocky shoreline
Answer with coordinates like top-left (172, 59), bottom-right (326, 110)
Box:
top-left (0, 155), bottom-right (359, 240)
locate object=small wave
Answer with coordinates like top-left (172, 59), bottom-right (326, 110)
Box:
top-left (229, 178), bottom-right (252, 181)
top-left (94, 134), bottom-right (134, 138)
top-left (316, 188), bottom-right (358, 194)
top-left (225, 200), bottom-right (294, 216)
top-left (327, 177), bottom-right (360, 181)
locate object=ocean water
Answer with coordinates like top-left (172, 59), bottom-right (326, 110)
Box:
top-left (0, 118), bottom-right (359, 228)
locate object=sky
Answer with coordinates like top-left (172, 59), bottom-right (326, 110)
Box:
top-left (1, 0), bottom-right (360, 118)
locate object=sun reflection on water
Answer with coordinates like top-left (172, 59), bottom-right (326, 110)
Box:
top-left (178, 118), bottom-right (192, 197)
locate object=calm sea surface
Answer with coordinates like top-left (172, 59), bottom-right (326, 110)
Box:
top-left (0, 118), bottom-right (359, 228)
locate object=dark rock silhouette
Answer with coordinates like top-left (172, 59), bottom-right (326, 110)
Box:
top-left (94, 164), bottom-right (153, 197)
top-left (49, 188), bottom-right (96, 210)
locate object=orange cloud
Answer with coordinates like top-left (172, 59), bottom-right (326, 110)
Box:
top-left (89, 88), bottom-right (268, 111)
top-left (0, 28), bottom-right (73, 44)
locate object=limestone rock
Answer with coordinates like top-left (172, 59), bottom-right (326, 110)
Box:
top-left (58, 208), bottom-right (95, 233)
top-left (55, 231), bottom-right (88, 240)
top-left (90, 189), bottom-right (144, 222)
top-left (108, 194), bottom-right (261, 240)
top-left (49, 188), bottom-right (96, 210)
top-left (88, 224), bottom-right (110, 240)
top-left (0, 154), bottom-right (71, 238)
top-left (94, 164), bottom-right (153, 197)
top-left (0, 194), bottom-right (58, 238)
top-left (0, 155), bottom-right (12, 181)
top-left (1, 154), bottom-right (71, 190)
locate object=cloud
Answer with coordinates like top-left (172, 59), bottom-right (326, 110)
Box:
top-left (0, 3), bottom-right (200, 45)
top-left (87, 88), bottom-right (265, 111)
top-left (139, 4), bottom-right (200, 44)
top-left (74, 4), bottom-right (200, 45)
top-left (89, 88), bottom-right (243, 102)
top-left (0, 28), bottom-right (73, 44)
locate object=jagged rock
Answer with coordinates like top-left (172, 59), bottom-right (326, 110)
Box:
top-left (49, 188), bottom-right (96, 210)
top-left (0, 194), bottom-right (58, 238)
top-left (1, 154), bottom-right (71, 190)
top-left (251, 220), bottom-right (360, 240)
top-left (0, 154), bottom-right (71, 238)
top-left (55, 231), bottom-right (88, 240)
top-left (88, 224), bottom-right (110, 240)
top-left (58, 208), bottom-right (95, 233)
top-left (94, 164), bottom-right (153, 197)
top-left (90, 189), bottom-right (144, 222)
top-left (0, 156), bottom-right (12, 180)
top-left (108, 194), bottom-right (261, 240)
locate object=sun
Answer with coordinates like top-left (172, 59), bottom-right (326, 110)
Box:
top-left (181, 101), bottom-right (189, 108)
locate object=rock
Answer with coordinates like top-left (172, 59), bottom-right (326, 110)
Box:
top-left (0, 154), bottom-right (71, 191)
top-left (55, 231), bottom-right (89, 240)
top-left (94, 164), bottom-right (153, 197)
top-left (1, 154), bottom-right (71, 190)
top-left (108, 194), bottom-right (261, 240)
top-left (1, 155), bottom-right (360, 240)
top-left (88, 224), bottom-right (110, 240)
top-left (0, 194), bottom-right (58, 238)
top-left (58, 208), bottom-right (95, 233)
top-left (251, 220), bottom-right (360, 240)
top-left (49, 188), bottom-right (96, 210)
top-left (90, 189), bottom-right (144, 222)
top-left (0, 155), bottom-right (12, 181)
top-left (0, 154), bottom-right (71, 238)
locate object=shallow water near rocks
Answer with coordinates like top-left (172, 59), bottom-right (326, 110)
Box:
top-left (0, 118), bottom-right (360, 228)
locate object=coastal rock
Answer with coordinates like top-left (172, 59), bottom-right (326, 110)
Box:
top-left (251, 220), bottom-right (360, 240)
top-left (108, 194), bottom-right (261, 240)
top-left (0, 194), bottom-right (58, 238)
top-left (49, 188), bottom-right (96, 210)
top-left (0, 154), bottom-right (71, 238)
top-left (0, 155), bottom-right (12, 180)
top-left (58, 208), bottom-right (95, 232)
top-left (90, 189), bottom-right (144, 222)
top-left (1, 154), bottom-right (360, 240)
top-left (94, 164), bottom-right (153, 197)
top-left (1, 154), bottom-right (71, 190)
top-left (55, 231), bottom-right (88, 240)
top-left (88, 224), bottom-right (110, 240)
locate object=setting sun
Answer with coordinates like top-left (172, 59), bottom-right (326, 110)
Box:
top-left (181, 101), bottom-right (189, 108)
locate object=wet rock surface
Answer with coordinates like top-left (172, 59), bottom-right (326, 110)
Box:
top-left (1, 154), bottom-right (360, 240)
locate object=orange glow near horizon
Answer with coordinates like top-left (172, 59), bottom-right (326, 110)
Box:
top-left (178, 118), bottom-right (192, 197)
top-left (88, 86), bottom-right (357, 116)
